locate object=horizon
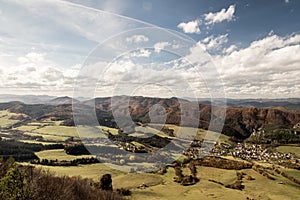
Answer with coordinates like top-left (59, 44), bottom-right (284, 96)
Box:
top-left (0, 93), bottom-right (300, 102)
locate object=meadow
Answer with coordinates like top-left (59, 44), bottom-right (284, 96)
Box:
top-left (26, 162), bottom-right (299, 200)
top-left (0, 110), bottom-right (20, 127)
top-left (276, 145), bottom-right (300, 157)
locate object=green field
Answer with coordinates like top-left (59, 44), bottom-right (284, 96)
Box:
top-left (0, 110), bottom-right (20, 127)
top-left (26, 163), bottom-right (126, 181)
top-left (14, 125), bottom-right (39, 132)
top-left (23, 131), bottom-right (69, 141)
top-left (281, 168), bottom-right (300, 180)
top-left (19, 140), bottom-right (59, 145)
top-left (15, 124), bottom-right (107, 142)
top-left (35, 149), bottom-right (93, 161)
top-left (276, 145), bottom-right (300, 157)
top-left (33, 126), bottom-right (79, 137)
top-left (130, 166), bottom-right (300, 200)
top-left (100, 126), bottom-right (119, 135)
top-left (163, 124), bottom-right (230, 143)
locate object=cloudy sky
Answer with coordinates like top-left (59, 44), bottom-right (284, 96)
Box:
top-left (0, 0), bottom-right (299, 98)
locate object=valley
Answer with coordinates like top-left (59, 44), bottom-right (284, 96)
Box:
top-left (0, 96), bottom-right (299, 199)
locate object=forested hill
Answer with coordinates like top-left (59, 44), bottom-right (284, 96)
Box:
top-left (0, 96), bottom-right (299, 139)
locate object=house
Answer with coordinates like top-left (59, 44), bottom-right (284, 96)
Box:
top-left (293, 122), bottom-right (300, 135)
top-left (293, 122), bottom-right (300, 129)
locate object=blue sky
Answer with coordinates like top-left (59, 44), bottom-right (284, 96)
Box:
top-left (0, 0), bottom-right (299, 98)
top-left (67, 0), bottom-right (300, 46)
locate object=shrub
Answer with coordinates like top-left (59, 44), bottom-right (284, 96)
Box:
top-left (0, 158), bottom-right (126, 200)
top-left (0, 164), bottom-right (32, 200)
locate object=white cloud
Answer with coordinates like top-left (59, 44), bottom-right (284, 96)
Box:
top-left (204, 5), bottom-right (235, 25)
top-left (93, 58), bottom-right (209, 98)
top-left (212, 34), bottom-right (300, 98)
top-left (202, 34), bottom-right (228, 50)
top-left (130, 49), bottom-right (151, 58)
top-left (0, 0), bottom-right (156, 96)
top-left (126, 35), bottom-right (149, 43)
top-left (0, 51), bottom-right (80, 95)
top-left (68, 35), bottom-right (300, 98)
top-left (223, 45), bottom-right (237, 54)
top-left (177, 20), bottom-right (201, 34)
top-left (154, 42), bottom-right (170, 53)
top-left (285, 0), bottom-right (290, 3)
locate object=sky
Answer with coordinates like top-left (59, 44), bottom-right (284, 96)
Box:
top-left (0, 0), bottom-right (299, 98)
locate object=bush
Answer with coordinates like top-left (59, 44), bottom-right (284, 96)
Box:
top-left (0, 158), bottom-right (126, 200)
top-left (0, 164), bottom-right (32, 200)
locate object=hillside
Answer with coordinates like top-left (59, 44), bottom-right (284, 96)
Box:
top-left (48, 96), bottom-right (79, 105)
top-left (87, 96), bottom-right (300, 138)
top-left (0, 96), bottom-right (299, 139)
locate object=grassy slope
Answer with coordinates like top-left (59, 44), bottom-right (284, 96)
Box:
top-left (26, 161), bottom-right (300, 200)
top-left (131, 166), bottom-right (300, 200)
top-left (0, 110), bottom-right (20, 127)
top-left (35, 149), bottom-right (93, 161)
top-left (276, 145), bottom-right (300, 157)
top-left (15, 124), bottom-right (106, 141)
top-left (163, 124), bottom-right (230, 143)
top-left (26, 163), bottom-right (125, 181)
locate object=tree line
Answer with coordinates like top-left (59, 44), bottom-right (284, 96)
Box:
top-left (30, 157), bottom-right (99, 166)
top-left (0, 140), bottom-right (63, 162)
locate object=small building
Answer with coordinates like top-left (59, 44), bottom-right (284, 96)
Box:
top-left (293, 122), bottom-right (300, 129)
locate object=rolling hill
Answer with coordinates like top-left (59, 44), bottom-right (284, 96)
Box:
top-left (0, 96), bottom-right (299, 139)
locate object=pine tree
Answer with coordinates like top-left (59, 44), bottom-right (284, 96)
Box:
top-left (0, 164), bottom-right (32, 200)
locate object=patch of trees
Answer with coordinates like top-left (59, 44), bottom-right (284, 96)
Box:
top-left (265, 129), bottom-right (300, 144)
top-left (274, 168), bottom-right (300, 185)
top-left (108, 132), bottom-right (171, 149)
top-left (9, 104), bottom-right (56, 119)
top-left (147, 124), bottom-right (175, 137)
top-left (65, 144), bottom-right (125, 156)
top-left (60, 118), bottom-right (75, 126)
top-left (246, 128), bottom-right (300, 144)
top-left (0, 140), bottom-right (63, 162)
top-left (225, 180), bottom-right (244, 190)
top-left (65, 144), bottom-right (91, 155)
top-left (96, 110), bottom-right (116, 128)
top-left (30, 157), bottom-right (99, 166)
top-left (209, 171), bottom-right (250, 190)
top-left (0, 158), bottom-right (127, 200)
top-left (254, 164), bottom-right (300, 185)
top-left (252, 165), bottom-right (276, 181)
top-left (224, 172), bottom-right (248, 190)
top-left (100, 174), bottom-right (113, 190)
top-left (194, 156), bottom-right (253, 170)
top-left (173, 161), bottom-right (199, 186)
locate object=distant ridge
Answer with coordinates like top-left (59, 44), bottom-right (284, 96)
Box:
top-left (190, 98), bottom-right (300, 110)
top-left (0, 94), bottom-right (56, 104)
top-left (0, 94), bottom-right (299, 109)
top-left (48, 96), bottom-right (79, 105)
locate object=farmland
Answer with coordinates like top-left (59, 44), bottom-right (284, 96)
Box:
top-left (0, 109), bottom-right (299, 200)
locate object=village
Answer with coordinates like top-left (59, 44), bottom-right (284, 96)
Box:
top-left (183, 140), bottom-right (299, 168)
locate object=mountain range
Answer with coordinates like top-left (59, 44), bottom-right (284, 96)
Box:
top-left (1, 95), bottom-right (299, 139)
